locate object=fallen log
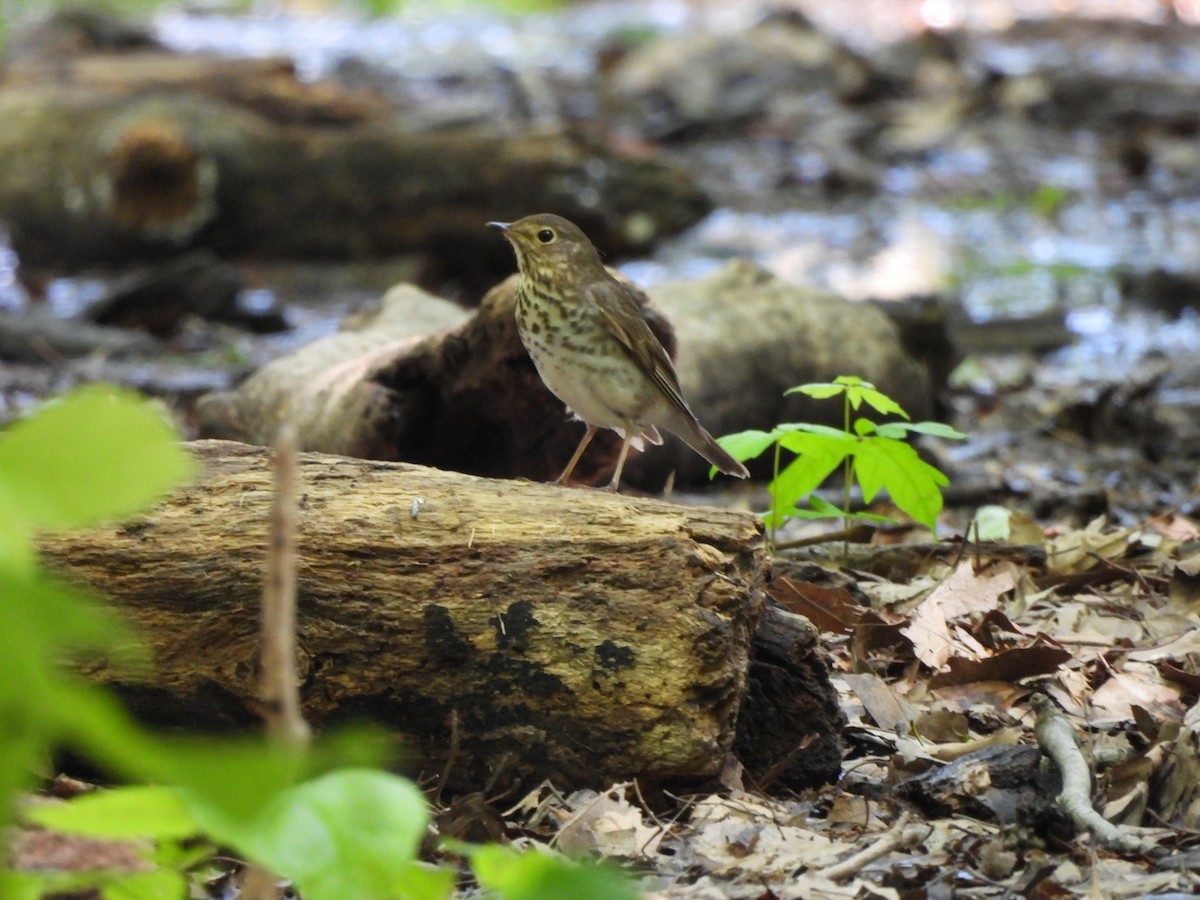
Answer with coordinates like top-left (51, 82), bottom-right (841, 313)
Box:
top-left (0, 47), bottom-right (709, 271)
top-left (38, 440), bottom-right (792, 792)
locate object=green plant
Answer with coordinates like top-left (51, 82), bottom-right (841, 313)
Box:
top-left (0, 384), bottom-right (637, 899)
top-left (716, 376), bottom-right (965, 543)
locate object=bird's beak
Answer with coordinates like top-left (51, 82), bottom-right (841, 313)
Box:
top-left (487, 221), bottom-right (511, 233)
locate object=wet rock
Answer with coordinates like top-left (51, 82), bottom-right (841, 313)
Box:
top-left (1118, 267), bottom-right (1200, 316)
top-left (0, 309), bottom-right (159, 364)
top-left (88, 251), bottom-right (282, 337)
top-left (627, 259), bottom-right (934, 485)
top-left (2, 6), bottom-right (162, 69)
top-left (973, 19), bottom-right (1200, 139)
top-left (606, 12), bottom-right (873, 139)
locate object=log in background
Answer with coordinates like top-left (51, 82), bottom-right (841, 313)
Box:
top-left (39, 440), bottom-right (770, 792)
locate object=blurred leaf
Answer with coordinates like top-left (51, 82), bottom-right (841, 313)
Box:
top-left (790, 495), bottom-right (893, 523)
top-left (1029, 184), bottom-right (1069, 217)
top-left (244, 769), bottom-right (448, 900)
top-left (874, 421), bottom-right (967, 440)
top-left (27, 785), bottom-right (197, 840)
top-left (973, 505), bottom-right (1014, 541)
top-left (0, 871), bottom-right (43, 900)
top-left (0, 385), bottom-right (193, 531)
top-left (714, 429), bottom-right (780, 463)
top-left (101, 869), bottom-right (189, 900)
top-left (471, 845), bottom-right (639, 900)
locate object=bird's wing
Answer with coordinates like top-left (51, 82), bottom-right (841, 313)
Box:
top-left (587, 280), bottom-right (696, 421)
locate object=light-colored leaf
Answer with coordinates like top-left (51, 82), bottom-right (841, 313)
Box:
top-left (766, 436), bottom-right (849, 527)
top-left (102, 869), bottom-right (190, 900)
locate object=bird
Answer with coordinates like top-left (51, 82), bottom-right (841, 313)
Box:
top-left (488, 213), bottom-right (750, 491)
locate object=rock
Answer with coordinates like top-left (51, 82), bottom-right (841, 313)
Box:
top-left (194, 284), bottom-right (471, 459)
top-left (1118, 267), bottom-right (1200, 316)
top-left (88, 251), bottom-right (270, 337)
top-left (628, 260), bottom-right (934, 484)
top-left (606, 12), bottom-right (872, 138)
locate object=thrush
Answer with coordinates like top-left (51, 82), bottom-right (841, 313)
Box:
top-left (488, 213), bottom-right (750, 491)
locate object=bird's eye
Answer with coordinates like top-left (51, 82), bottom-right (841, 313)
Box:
top-left (537, 229), bottom-right (556, 244)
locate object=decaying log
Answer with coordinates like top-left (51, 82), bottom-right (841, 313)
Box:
top-left (194, 278), bottom-right (678, 486)
top-left (38, 439), bottom-right (772, 793)
top-left (0, 50), bottom-right (709, 271)
top-left (196, 261), bottom-right (934, 489)
top-left (733, 603), bottom-right (847, 790)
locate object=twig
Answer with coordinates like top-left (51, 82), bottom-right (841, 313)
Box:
top-left (432, 708), bottom-right (459, 807)
top-left (243, 426), bottom-right (309, 900)
top-left (1031, 693), bottom-right (1155, 855)
top-left (772, 523), bottom-right (875, 551)
top-left (260, 424), bottom-right (310, 748)
top-left (816, 811), bottom-right (930, 882)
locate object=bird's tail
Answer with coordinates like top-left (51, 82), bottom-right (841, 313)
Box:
top-left (669, 412), bottom-right (749, 479)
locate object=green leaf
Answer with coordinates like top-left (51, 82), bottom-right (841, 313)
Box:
top-left (875, 421), bottom-right (967, 440)
top-left (786, 382), bottom-right (845, 399)
top-left (788, 495), bottom-right (847, 520)
top-left (159, 727), bottom-right (396, 847)
top-left (471, 845), bottom-right (639, 900)
top-left (0, 385), bottom-right (193, 531)
top-left (165, 741), bottom-right (313, 839)
top-left (0, 505), bottom-right (35, 573)
top-left (26, 786), bottom-right (198, 840)
top-left (714, 429), bottom-right (780, 462)
top-left (765, 435), bottom-right (850, 528)
top-left (102, 869), bottom-right (190, 900)
top-left (789, 495), bottom-right (894, 523)
top-left (0, 568), bottom-right (150, 832)
top-left (0, 718), bottom-right (43, 830)
top-left (57, 684), bottom-right (175, 784)
top-left (854, 438), bottom-right (949, 531)
top-left (776, 422), bottom-right (852, 442)
top-left (845, 385), bottom-right (908, 419)
top-left (0, 568), bottom-right (136, 676)
top-left (243, 769), bottom-right (448, 900)
top-left (0, 871), bottom-right (43, 900)
top-left (0, 867), bottom-right (187, 900)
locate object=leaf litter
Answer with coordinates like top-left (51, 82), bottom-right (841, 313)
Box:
top-left (490, 507), bottom-right (1200, 898)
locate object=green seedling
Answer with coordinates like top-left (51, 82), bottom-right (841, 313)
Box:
top-left (716, 376), bottom-right (966, 544)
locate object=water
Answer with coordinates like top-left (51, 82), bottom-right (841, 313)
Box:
top-left (10, 1), bottom-right (1200, 381)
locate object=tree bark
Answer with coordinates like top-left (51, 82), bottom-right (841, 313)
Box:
top-left (38, 440), bottom-right (769, 792)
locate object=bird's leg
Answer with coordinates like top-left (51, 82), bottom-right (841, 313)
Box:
top-left (554, 425), bottom-right (598, 486)
top-left (606, 434), bottom-right (634, 492)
